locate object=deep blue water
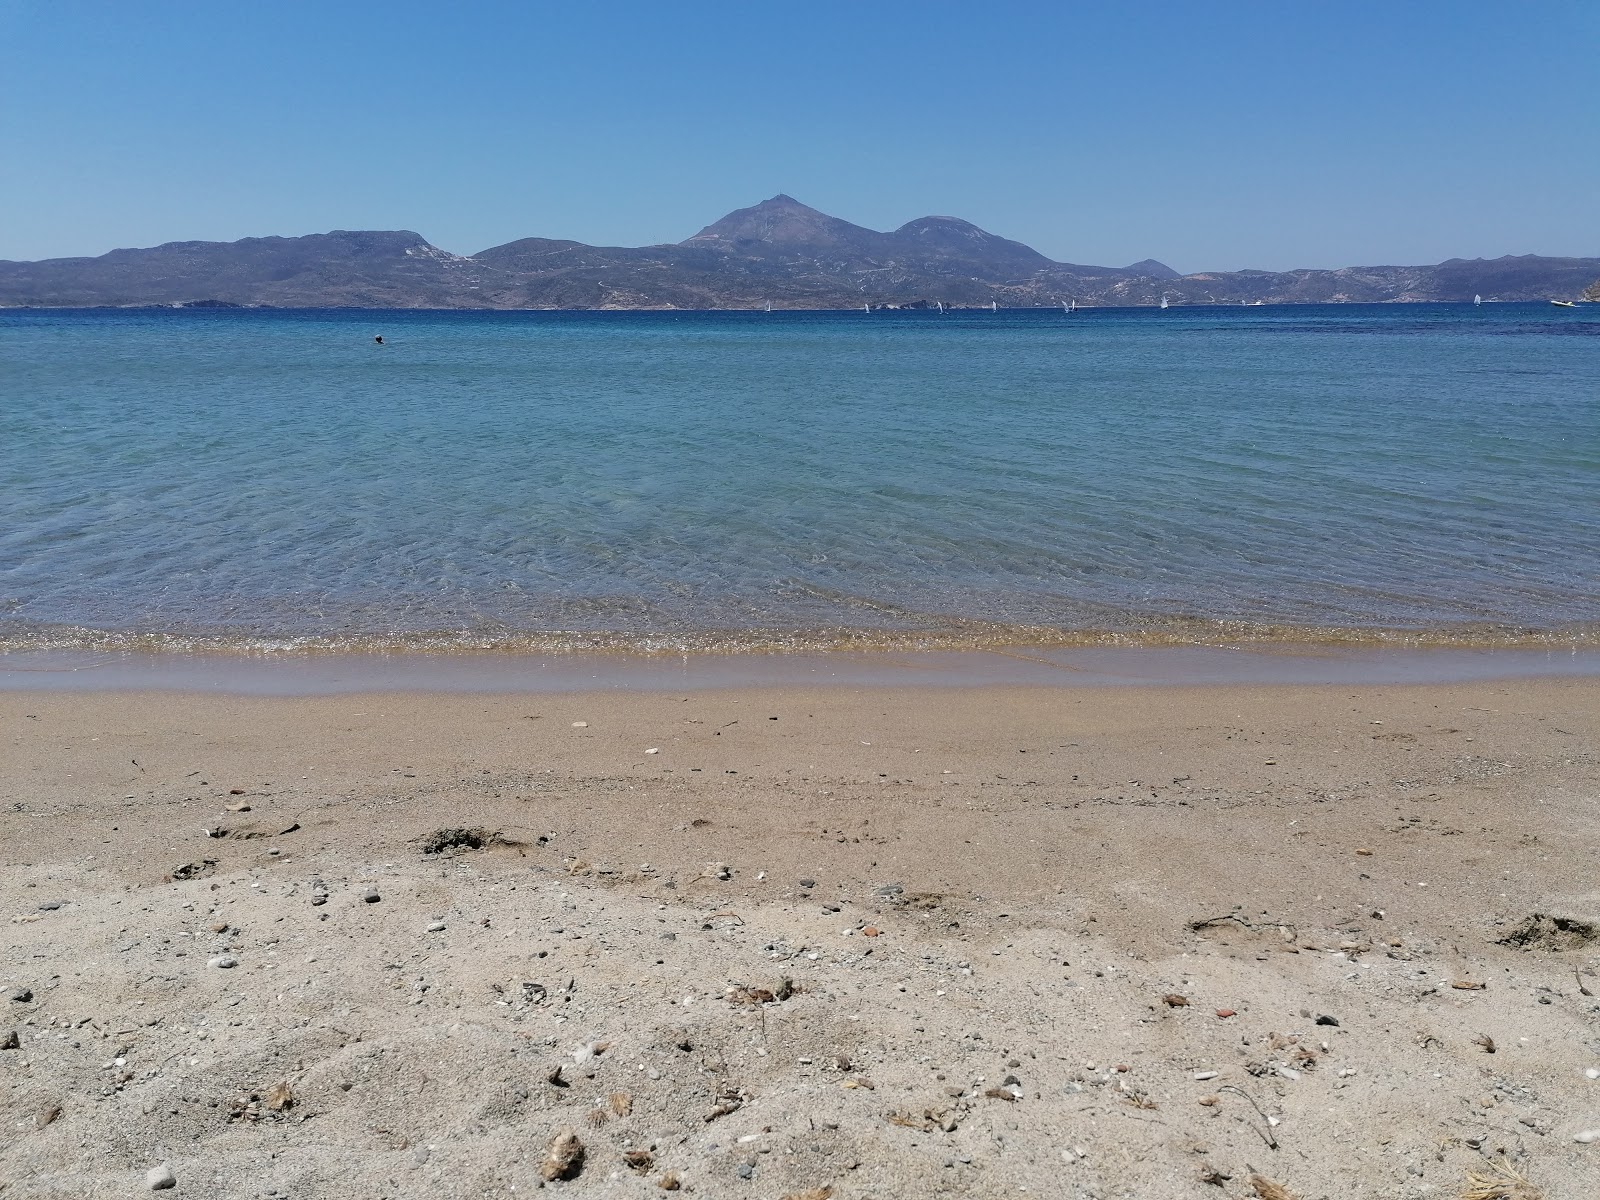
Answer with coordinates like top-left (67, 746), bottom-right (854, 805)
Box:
top-left (2, 303), bottom-right (1596, 651)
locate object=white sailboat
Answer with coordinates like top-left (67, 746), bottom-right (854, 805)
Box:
top-left (1159, 294), bottom-right (1170, 310)
top-left (936, 301), bottom-right (945, 314)
top-left (764, 300), bottom-right (772, 313)
top-left (863, 302), bottom-right (871, 314)
top-left (1474, 294), bottom-right (1482, 306)
top-left (991, 300), bottom-right (998, 313)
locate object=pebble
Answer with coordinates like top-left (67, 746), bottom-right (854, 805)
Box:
top-left (362, 890), bottom-right (381, 904)
top-left (799, 879), bottom-right (816, 889)
top-left (1215, 1008), bottom-right (1237, 1018)
top-left (146, 1164), bottom-right (176, 1191)
top-left (1586, 1068), bottom-right (1600, 1080)
top-left (1193, 1070), bottom-right (1219, 1081)
top-left (8, 987), bottom-right (32, 1003)
top-left (2, 1030), bottom-right (20, 1050)
top-left (208, 955), bottom-right (238, 969)
top-left (571, 721), bottom-right (589, 728)
top-left (1575, 1130), bottom-right (1599, 1144)
top-left (38, 901), bottom-right (63, 912)
top-left (1315, 1014), bottom-right (1341, 1027)
top-left (874, 883), bottom-right (904, 896)
top-left (645, 747), bottom-right (660, 755)
top-left (427, 921), bottom-right (446, 932)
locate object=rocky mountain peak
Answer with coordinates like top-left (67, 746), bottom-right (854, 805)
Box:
top-left (682, 195), bottom-right (882, 251)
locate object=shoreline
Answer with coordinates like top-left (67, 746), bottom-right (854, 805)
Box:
top-left (3, 676), bottom-right (1598, 1196)
top-left (3, 642), bottom-right (1599, 696)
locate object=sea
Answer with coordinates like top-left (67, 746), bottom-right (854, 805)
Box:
top-left (2, 303), bottom-right (1597, 662)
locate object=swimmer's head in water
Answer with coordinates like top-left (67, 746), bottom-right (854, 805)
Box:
top-left (374, 335), bottom-right (384, 344)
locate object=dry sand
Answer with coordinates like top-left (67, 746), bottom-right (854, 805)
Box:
top-left (2, 677), bottom-right (1598, 1199)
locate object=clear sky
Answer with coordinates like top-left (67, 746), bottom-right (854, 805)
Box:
top-left (2, 1), bottom-right (1595, 271)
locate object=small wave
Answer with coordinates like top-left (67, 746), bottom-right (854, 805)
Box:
top-left (2, 617), bottom-right (1595, 658)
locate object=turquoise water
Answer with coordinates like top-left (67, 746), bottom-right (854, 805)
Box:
top-left (2, 304), bottom-right (1596, 652)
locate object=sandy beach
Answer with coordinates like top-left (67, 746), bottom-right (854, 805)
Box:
top-left (3, 675), bottom-right (1598, 1199)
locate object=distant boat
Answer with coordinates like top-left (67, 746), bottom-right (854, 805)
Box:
top-left (864, 302), bottom-right (871, 313)
top-left (936, 301), bottom-right (945, 314)
top-left (1159, 294), bottom-right (1170, 310)
top-left (764, 300), bottom-right (772, 313)
top-left (991, 301), bottom-right (998, 313)
top-left (1550, 299), bottom-right (1578, 308)
top-left (1062, 300), bottom-right (1077, 313)
top-left (1473, 294), bottom-right (1482, 306)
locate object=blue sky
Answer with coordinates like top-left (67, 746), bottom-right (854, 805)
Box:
top-left (2, 1), bottom-right (1595, 271)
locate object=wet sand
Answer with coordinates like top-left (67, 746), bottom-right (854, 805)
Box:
top-left (3, 677), bottom-right (1598, 1198)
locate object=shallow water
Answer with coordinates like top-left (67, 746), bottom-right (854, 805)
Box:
top-left (2, 304), bottom-right (1596, 653)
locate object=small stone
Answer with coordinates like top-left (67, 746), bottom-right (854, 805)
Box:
top-left (38, 901), bottom-right (63, 912)
top-left (1215, 1008), bottom-right (1237, 1019)
top-left (645, 747), bottom-right (661, 755)
top-left (208, 955), bottom-right (238, 969)
top-left (541, 1128), bottom-right (585, 1180)
top-left (8, 987), bottom-right (32, 1003)
top-left (1, 1030), bottom-right (19, 1050)
top-left (1193, 1070), bottom-right (1219, 1081)
top-left (35, 1103), bottom-right (62, 1129)
top-left (208, 922), bottom-right (228, 934)
top-left (1585, 1068), bottom-right (1600, 1080)
top-left (1162, 993), bottom-right (1189, 1007)
top-left (799, 879), bottom-right (816, 889)
top-left (1315, 1014), bottom-right (1340, 1027)
top-left (146, 1164), bottom-right (176, 1191)
top-left (571, 721), bottom-right (589, 728)
top-left (873, 883), bottom-right (904, 896)
top-left (427, 921), bottom-right (446, 932)
top-left (1355, 848), bottom-right (1373, 856)
top-left (361, 890), bottom-right (380, 904)
top-left (735, 1163), bottom-right (754, 1179)
top-left (1575, 1129), bottom-right (1599, 1144)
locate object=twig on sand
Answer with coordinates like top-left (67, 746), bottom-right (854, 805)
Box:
top-left (1248, 1174), bottom-right (1298, 1200)
top-left (1460, 1157), bottom-right (1542, 1200)
top-left (1219, 1085), bottom-right (1279, 1150)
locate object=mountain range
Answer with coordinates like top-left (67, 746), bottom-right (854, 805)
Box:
top-left (1, 194), bottom-right (1595, 309)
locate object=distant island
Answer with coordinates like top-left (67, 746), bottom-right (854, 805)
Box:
top-left (2, 194), bottom-right (1596, 310)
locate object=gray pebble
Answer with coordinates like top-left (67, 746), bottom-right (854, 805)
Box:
top-left (8, 987), bottom-right (31, 1003)
top-left (2, 1030), bottom-right (20, 1050)
top-left (427, 921), bottom-right (446, 932)
top-left (1316, 1014), bottom-right (1341, 1027)
top-left (208, 955), bottom-right (239, 969)
top-left (361, 890), bottom-right (380, 904)
top-left (146, 1164), bottom-right (176, 1191)
top-left (735, 1163), bottom-right (754, 1180)
top-left (38, 901), bottom-right (64, 912)
top-left (874, 883), bottom-right (904, 896)
top-left (799, 879), bottom-right (816, 889)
